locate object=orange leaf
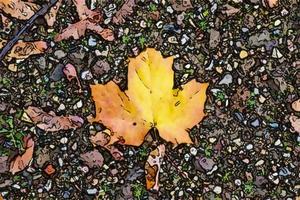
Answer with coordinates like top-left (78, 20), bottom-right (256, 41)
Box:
top-left (0, 0), bottom-right (39, 20)
top-left (0, 40), bottom-right (47, 60)
top-left (89, 48), bottom-right (208, 146)
top-left (9, 135), bottom-right (34, 174)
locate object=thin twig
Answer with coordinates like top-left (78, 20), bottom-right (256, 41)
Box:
top-left (0, 0), bottom-right (58, 66)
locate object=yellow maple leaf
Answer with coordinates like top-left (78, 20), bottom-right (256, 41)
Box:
top-left (89, 48), bottom-right (208, 146)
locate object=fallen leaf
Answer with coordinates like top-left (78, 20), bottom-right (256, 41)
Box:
top-left (89, 130), bottom-right (124, 160)
top-left (292, 99), bottom-right (300, 112)
top-left (0, 0), bottom-right (39, 20)
top-left (89, 48), bottom-right (208, 146)
top-left (145, 144), bottom-right (165, 191)
top-left (63, 63), bottom-right (82, 92)
top-left (55, 0), bottom-right (114, 41)
top-left (264, 0), bottom-right (279, 8)
top-left (9, 135), bottom-right (34, 174)
top-left (170, 0), bottom-right (193, 12)
top-left (80, 150), bottom-right (104, 168)
top-left (290, 115), bottom-right (300, 134)
top-left (0, 40), bottom-right (47, 60)
top-left (25, 106), bottom-right (84, 132)
top-left (112, 0), bottom-right (136, 25)
top-left (45, 0), bottom-right (62, 26)
top-left (0, 13), bottom-right (12, 31)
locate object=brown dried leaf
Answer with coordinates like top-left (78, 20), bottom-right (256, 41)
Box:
top-left (290, 115), bottom-right (300, 134)
top-left (10, 135), bottom-right (34, 174)
top-left (112, 0), bottom-right (136, 25)
top-left (145, 144), bottom-right (165, 191)
top-left (89, 130), bottom-right (124, 160)
top-left (0, 40), bottom-right (47, 60)
top-left (45, 0), bottom-right (62, 26)
top-left (80, 150), bottom-right (104, 168)
top-left (0, 0), bottom-right (39, 20)
top-left (24, 106), bottom-right (84, 132)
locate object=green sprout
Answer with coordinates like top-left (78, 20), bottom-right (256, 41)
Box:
top-left (216, 91), bottom-right (226, 102)
top-left (243, 181), bottom-right (254, 194)
top-left (139, 36), bottom-right (146, 48)
top-left (198, 19), bottom-right (208, 31)
top-left (132, 183), bottom-right (146, 200)
top-left (122, 35), bottom-right (131, 44)
top-left (149, 3), bottom-right (157, 12)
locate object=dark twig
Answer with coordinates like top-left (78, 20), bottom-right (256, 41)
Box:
top-left (0, 0), bottom-right (58, 66)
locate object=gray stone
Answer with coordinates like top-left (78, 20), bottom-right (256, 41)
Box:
top-left (219, 74), bottom-right (233, 85)
top-left (209, 29), bottom-right (220, 49)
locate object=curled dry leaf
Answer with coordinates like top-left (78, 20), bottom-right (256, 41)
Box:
top-left (45, 0), bottom-right (62, 26)
top-left (80, 149), bottom-right (104, 168)
top-left (292, 99), bottom-right (300, 112)
top-left (10, 135), bottom-right (34, 174)
top-left (170, 0), bottom-right (193, 12)
top-left (89, 48), bottom-right (208, 146)
top-left (290, 115), bottom-right (300, 134)
top-left (89, 130), bottom-right (124, 160)
top-left (263, 0), bottom-right (279, 8)
top-left (63, 63), bottom-right (82, 92)
top-left (55, 0), bottom-right (114, 41)
top-left (0, 0), bottom-right (61, 26)
top-left (145, 144), bottom-right (165, 191)
top-left (112, 0), bottom-right (136, 25)
top-left (0, 0), bottom-right (39, 20)
top-left (24, 106), bottom-right (84, 132)
top-left (0, 40), bottom-right (47, 60)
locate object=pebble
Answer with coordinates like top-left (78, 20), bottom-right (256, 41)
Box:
top-left (235, 179), bottom-right (242, 186)
top-left (81, 70), bottom-right (93, 80)
top-left (213, 186), bottom-right (222, 194)
top-left (60, 137), bottom-right (68, 144)
top-left (54, 50), bottom-right (66, 59)
top-left (166, 6), bottom-right (174, 13)
top-left (73, 100), bottom-right (83, 109)
top-left (168, 36), bottom-right (178, 44)
top-left (219, 74), bottom-right (233, 85)
top-left (86, 188), bottom-right (98, 195)
top-left (63, 191), bottom-right (70, 199)
top-left (239, 50), bottom-right (248, 59)
top-left (250, 118), bottom-right (260, 128)
top-left (88, 36), bottom-right (97, 47)
top-left (272, 48), bottom-right (283, 58)
top-left (274, 139), bottom-right (282, 146)
top-left (190, 147), bottom-right (197, 155)
top-left (255, 160), bottom-right (265, 166)
top-left (246, 143), bottom-right (253, 150)
top-left (58, 104), bottom-right (65, 111)
top-left (274, 19), bottom-right (281, 26)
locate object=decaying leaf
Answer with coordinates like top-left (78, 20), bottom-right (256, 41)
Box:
top-left (0, 39), bottom-right (47, 60)
top-left (9, 135), bottom-right (34, 174)
top-left (170, 0), bottom-right (193, 12)
top-left (145, 144), bottom-right (165, 191)
top-left (0, 0), bottom-right (61, 26)
top-left (55, 0), bottom-right (114, 42)
top-left (89, 48), bottom-right (208, 146)
top-left (292, 99), bottom-right (300, 112)
top-left (80, 149), bottom-right (104, 168)
top-left (290, 115), bottom-right (300, 134)
top-left (24, 106), bottom-right (84, 132)
top-left (112, 0), bottom-right (136, 25)
top-left (89, 130), bottom-right (124, 160)
top-left (63, 63), bottom-right (82, 92)
top-left (263, 0), bottom-right (279, 8)
top-left (0, 0), bottom-right (39, 20)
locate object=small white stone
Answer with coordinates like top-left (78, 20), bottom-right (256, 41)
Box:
top-left (168, 36), bottom-right (178, 44)
top-left (156, 21), bottom-right (163, 29)
top-left (140, 20), bottom-right (147, 28)
top-left (190, 147), bottom-right (197, 156)
top-left (272, 48), bottom-right (283, 59)
top-left (246, 143), bottom-right (253, 150)
top-left (274, 19), bottom-right (281, 26)
top-left (255, 160), bottom-right (264, 166)
top-left (81, 70), bottom-right (93, 80)
top-left (184, 153), bottom-right (190, 161)
top-left (60, 137), bottom-right (68, 144)
top-left (209, 137), bottom-right (217, 143)
top-left (58, 104), bottom-right (65, 111)
top-left (213, 186), bottom-right (222, 194)
top-left (58, 157), bottom-right (64, 167)
top-left (178, 190), bottom-right (184, 197)
top-left (235, 179), bottom-right (241, 186)
top-left (166, 6), bottom-right (173, 13)
top-left (73, 100), bottom-right (83, 109)
top-left (274, 139), bottom-right (282, 146)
